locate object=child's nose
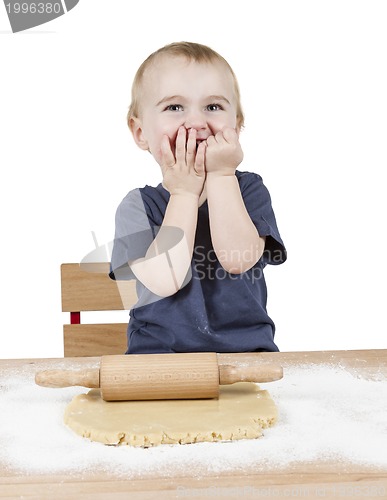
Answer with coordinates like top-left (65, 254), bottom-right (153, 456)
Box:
top-left (184, 111), bottom-right (207, 130)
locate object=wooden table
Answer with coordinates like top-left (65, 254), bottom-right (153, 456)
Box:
top-left (1, 350), bottom-right (387, 499)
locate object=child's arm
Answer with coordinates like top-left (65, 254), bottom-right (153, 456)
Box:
top-left (205, 128), bottom-right (265, 274)
top-left (129, 127), bottom-right (206, 297)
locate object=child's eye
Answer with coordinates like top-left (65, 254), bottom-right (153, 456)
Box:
top-left (206, 103), bottom-right (223, 111)
top-left (165, 104), bottom-right (183, 112)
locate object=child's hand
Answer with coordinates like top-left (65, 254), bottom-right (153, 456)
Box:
top-left (205, 127), bottom-right (243, 177)
top-left (160, 127), bottom-right (206, 198)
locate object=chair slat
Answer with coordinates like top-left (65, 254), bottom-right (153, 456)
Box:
top-left (61, 263), bottom-right (137, 312)
top-left (64, 323), bottom-right (128, 357)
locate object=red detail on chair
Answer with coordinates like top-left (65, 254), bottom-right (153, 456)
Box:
top-left (70, 312), bottom-right (81, 324)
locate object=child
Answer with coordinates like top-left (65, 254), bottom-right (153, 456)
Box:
top-left (110, 41), bottom-right (286, 354)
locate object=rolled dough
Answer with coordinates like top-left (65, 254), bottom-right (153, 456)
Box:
top-left (64, 382), bottom-right (277, 447)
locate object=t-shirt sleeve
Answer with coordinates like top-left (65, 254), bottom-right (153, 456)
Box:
top-left (240, 172), bottom-right (287, 266)
top-left (109, 188), bottom-right (155, 280)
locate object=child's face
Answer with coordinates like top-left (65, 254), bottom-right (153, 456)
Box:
top-left (131, 55), bottom-right (239, 166)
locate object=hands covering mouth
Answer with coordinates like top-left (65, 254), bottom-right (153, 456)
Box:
top-left (160, 126), bottom-right (244, 198)
top-left (165, 128), bottom-right (210, 159)
top-left (160, 126), bottom-right (207, 198)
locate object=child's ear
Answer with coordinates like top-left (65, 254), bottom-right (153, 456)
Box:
top-left (129, 117), bottom-right (149, 151)
top-left (235, 118), bottom-right (243, 137)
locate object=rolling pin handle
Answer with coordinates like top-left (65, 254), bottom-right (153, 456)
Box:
top-left (219, 364), bottom-right (283, 385)
top-left (35, 369), bottom-right (100, 389)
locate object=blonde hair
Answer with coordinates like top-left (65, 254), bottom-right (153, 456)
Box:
top-left (127, 41), bottom-right (244, 129)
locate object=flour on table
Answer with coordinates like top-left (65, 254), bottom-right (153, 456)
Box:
top-left (1, 362), bottom-right (386, 476)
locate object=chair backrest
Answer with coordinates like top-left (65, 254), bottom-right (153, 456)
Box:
top-left (61, 263), bottom-right (137, 356)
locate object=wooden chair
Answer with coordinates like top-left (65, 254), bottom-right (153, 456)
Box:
top-left (61, 263), bottom-right (137, 357)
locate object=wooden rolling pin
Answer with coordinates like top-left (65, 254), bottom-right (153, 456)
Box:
top-left (35, 353), bottom-right (283, 401)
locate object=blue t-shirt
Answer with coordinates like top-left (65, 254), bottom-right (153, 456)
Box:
top-left (110, 170), bottom-right (286, 354)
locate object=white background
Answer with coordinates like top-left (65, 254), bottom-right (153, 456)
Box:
top-left (1, 0), bottom-right (386, 359)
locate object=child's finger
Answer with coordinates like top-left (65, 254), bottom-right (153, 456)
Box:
top-left (222, 127), bottom-right (238, 143)
top-left (194, 141), bottom-right (206, 175)
top-left (206, 135), bottom-right (216, 147)
top-left (214, 130), bottom-right (227, 144)
top-left (186, 128), bottom-right (197, 167)
top-left (175, 126), bottom-right (187, 165)
top-left (160, 135), bottom-right (175, 168)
